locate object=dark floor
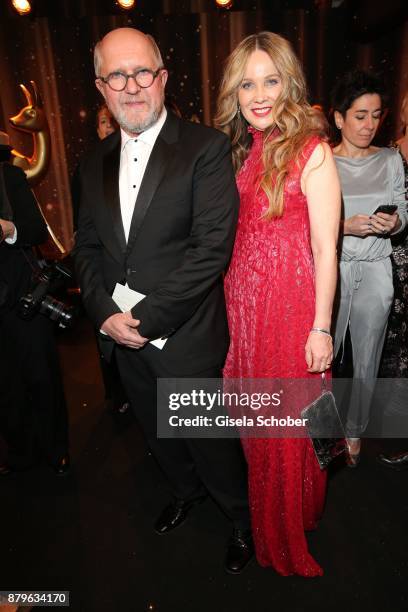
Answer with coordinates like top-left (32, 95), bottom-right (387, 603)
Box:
top-left (2, 318), bottom-right (408, 612)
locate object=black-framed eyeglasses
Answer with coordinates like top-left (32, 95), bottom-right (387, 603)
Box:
top-left (97, 67), bottom-right (164, 91)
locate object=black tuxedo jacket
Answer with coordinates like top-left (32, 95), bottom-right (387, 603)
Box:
top-left (0, 163), bottom-right (47, 315)
top-left (73, 111), bottom-right (239, 374)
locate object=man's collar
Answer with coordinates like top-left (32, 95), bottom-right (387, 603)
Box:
top-left (120, 107), bottom-right (167, 152)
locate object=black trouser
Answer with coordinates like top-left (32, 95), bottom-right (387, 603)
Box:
top-left (96, 330), bottom-right (128, 406)
top-left (115, 345), bottom-right (250, 530)
top-left (0, 309), bottom-right (69, 466)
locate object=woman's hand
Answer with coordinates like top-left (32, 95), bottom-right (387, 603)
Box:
top-left (343, 214), bottom-right (374, 237)
top-left (369, 211), bottom-right (401, 235)
top-left (305, 331), bottom-right (333, 373)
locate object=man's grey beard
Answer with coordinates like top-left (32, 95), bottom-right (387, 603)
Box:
top-left (115, 103), bottom-right (163, 135)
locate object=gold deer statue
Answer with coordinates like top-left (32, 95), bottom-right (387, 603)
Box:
top-left (9, 80), bottom-right (51, 186)
top-left (8, 81), bottom-right (65, 255)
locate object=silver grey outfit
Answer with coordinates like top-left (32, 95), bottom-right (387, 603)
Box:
top-left (333, 148), bottom-right (407, 437)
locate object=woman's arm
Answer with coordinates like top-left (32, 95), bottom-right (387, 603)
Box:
top-left (369, 151), bottom-right (407, 236)
top-left (390, 150), bottom-right (407, 233)
top-left (301, 142), bottom-right (341, 373)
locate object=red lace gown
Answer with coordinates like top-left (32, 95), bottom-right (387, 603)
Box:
top-left (223, 128), bottom-right (327, 577)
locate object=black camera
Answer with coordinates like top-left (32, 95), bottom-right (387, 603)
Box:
top-left (18, 261), bottom-right (75, 329)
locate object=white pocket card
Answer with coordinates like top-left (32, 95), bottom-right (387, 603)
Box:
top-left (111, 283), bottom-right (167, 350)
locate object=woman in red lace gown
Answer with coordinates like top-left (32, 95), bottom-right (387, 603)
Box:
top-left (215, 32), bottom-right (341, 576)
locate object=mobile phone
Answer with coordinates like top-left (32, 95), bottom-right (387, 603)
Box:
top-left (373, 204), bottom-right (398, 215)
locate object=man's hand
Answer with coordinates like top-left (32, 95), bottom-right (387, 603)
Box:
top-left (101, 311), bottom-right (149, 349)
top-left (0, 218), bottom-right (16, 242)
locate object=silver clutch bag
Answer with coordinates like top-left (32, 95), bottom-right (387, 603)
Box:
top-left (301, 374), bottom-right (346, 470)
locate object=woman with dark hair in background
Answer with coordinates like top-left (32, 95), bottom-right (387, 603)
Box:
top-left (96, 103), bottom-right (118, 141)
top-left (331, 71), bottom-right (407, 466)
top-left (216, 32), bottom-right (340, 576)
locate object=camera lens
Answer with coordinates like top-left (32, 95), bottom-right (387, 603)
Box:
top-left (40, 296), bottom-right (74, 329)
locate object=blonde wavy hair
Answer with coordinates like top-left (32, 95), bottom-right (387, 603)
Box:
top-left (215, 31), bottom-right (319, 218)
top-left (400, 91), bottom-right (408, 134)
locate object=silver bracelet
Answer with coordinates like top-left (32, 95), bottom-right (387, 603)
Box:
top-left (310, 327), bottom-right (331, 337)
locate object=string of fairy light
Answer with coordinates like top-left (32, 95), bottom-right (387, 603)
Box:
top-left (11, 0), bottom-right (234, 16)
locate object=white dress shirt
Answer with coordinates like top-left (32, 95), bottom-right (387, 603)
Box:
top-left (119, 108), bottom-right (167, 242)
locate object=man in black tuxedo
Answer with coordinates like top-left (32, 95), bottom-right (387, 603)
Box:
top-left (73, 28), bottom-right (252, 573)
top-left (0, 136), bottom-right (69, 473)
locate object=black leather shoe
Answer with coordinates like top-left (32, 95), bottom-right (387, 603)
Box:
top-left (224, 529), bottom-right (254, 574)
top-left (52, 455), bottom-right (71, 475)
top-left (378, 451), bottom-right (408, 470)
top-left (154, 496), bottom-right (206, 535)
